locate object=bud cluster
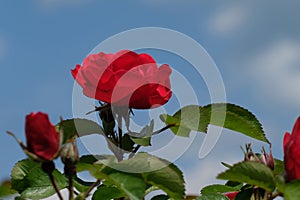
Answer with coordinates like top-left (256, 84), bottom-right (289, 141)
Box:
top-left (243, 144), bottom-right (274, 170)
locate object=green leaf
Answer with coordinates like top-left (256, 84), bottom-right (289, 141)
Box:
top-left (160, 105), bottom-right (209, 137)
top-left (196, 193), bottom-right (229, 200)
top-left (83, 153), bottom-right (185, 200)
top-left (89, 170), bottom-right (146, 200)
top-left (161, 103), bottom-right (268, 143)
top-left (81, 156), bottom-right (146, 200)
top-left (225, 181), bottom-right (243, 188)
top-left (0, 180), bottom-right (15, 196)
top-left (131, 136), bottom-right (151, 146)
top-left (217, 161), bottom-right (275, 192)
top-left (73, 176), bottom-right (93, 193)
top-left (201, 184), bottom-right (239, 195)
top-left (139, 153), bottom-right (185, 200)
top-left (275, 174), bottom-right (285, 194)
top-left (234, 188), bottom-right (253, 200)
top-left (77, 154), bottom-right (115, 172)
top-left (273, 158), bottom-right (284, 176)
top-left (160, 113), bottom-right (191, 137)
top-left (57, 118), bottom-right (104, 143)
top-left (173, 105), bottom-right (210, 133)
top-left (122, 134), bottom-right (135, 151)
top-left (204, 103), bottom-right (269, 143)
top-left (108, 173), bottom-right (146, 200)
top-left (77, 155), bottom-right (99, 172)
top-left (185, 195), bottom-right (200, 200)
top-left (284, 180), bottom-right (300, 200)
top-left (130, 120), bottom-right (154, 146)
top-left (11, 159), bottom-right (68, 199)
top-left (92, 186), bottom-right (124, 200)
top-left (221, 162), bottom-right (232, 169)
top-left (145, 186), bottom-right (159, 195)
top-left (109, 152), bottom-right (185, 199)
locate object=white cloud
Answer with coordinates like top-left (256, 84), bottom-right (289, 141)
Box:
top-left (248, 39), bottom-right (300, 107)
top-left (182, 128), bottom-right (261, 195)
top-left (208, 4), bottom-right (248, 35)
top-left (185, 159), bottom-right (224, 195)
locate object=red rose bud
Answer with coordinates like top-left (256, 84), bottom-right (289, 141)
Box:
top-left (223, 191), bottom-right (238, 200)
top-left (25, 112), bottom-right (59, 161)
top-left (260, 147), bottom-right (274, 170)
top-left (283, 117), bottom-right (300, 181)
top-left (71, 50), bottom-right (172, 109)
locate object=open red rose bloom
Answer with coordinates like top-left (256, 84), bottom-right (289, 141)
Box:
top-left (71, 50), bottom-right (172, 109)
top-left (283, 117), bottom-right (300, 181)
top-left (25, 112), bottom-right (59, 161)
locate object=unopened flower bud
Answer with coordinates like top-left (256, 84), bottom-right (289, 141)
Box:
top-left (60, 141), bottom-right (79, 165)
top-left (244, 144), bottom-right (259, 162)
top-left (223, 191), bottom-right (238, 200)
top-left (260, 147), bottom-right (274, 170)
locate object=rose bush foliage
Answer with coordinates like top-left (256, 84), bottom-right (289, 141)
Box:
top-left (5, 50), bottom-right (300, 199)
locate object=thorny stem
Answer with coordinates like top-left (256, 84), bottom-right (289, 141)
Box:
top-left (153, 124), bottom-right (176, 135)
top-left (117, 119), bottom-right (123, 161)
top-left (68, 175), bottom-right (74, 200)
top-left (129, 145), bottom-right (141, 158)
top-left (82, 179), bottom-right (101, 199)
top-left (49, 172), bottom-right (64, 200)
top-left (111, 130), bottom-right (118, 144)
top-left (118, 126), bottom-right (123, 149)
top-left (272, 191), bottom-right (282, 199)
top-left (128, 124), bottom-right (175, 159)
top-left (106, 138), bottom-right (123, 161)
top-left (253, 187), bottom-right (260, 200)
top-left (262, 191), bottom-right (273, 200)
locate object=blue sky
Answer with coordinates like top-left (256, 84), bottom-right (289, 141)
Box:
top-left (1, 0), bottom-right (300, 198)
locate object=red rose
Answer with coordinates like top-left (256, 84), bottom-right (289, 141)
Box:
top-left (223, 191), bottom-right (238, 200)
top-left (25, 112), bottom-right (59, 161)
top-left (71, 50), bottom-right (172, 109)
top-left (284, 117), bottom-right (300, 181)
